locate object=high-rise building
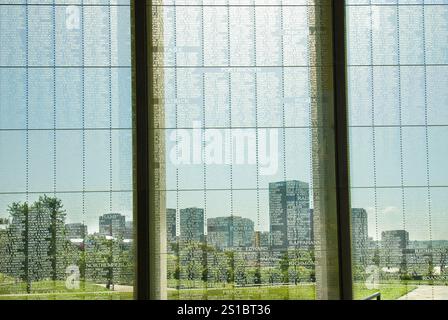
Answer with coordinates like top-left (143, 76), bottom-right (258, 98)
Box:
top-left (381, 230), bottom-right (409, 269)
top-left (269, 180), bottom-right (311, 250)
top-left (232, 217), bottom-right (254, 248)
top-left (99, 213), bottom-right (126, 238)
top-left (207, 216), bottom-right (254, 249)
top-left (351, 208), bottom-right (369, 266)
top-left (382, 230), bottom-right (409, 250)
top-left (179, 208), bottom-right (204, 243)
top-left (124, 221), bottom-right (133, 240)
top-left (253, 231), bottom-right (271, 248)
top-left (166, 208), bottom-right (177, 245)
top-left (65, 223), bottom-right (88, 240)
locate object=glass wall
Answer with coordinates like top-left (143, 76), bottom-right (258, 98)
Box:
top-left (150, 0), bottom-right (342, 300)
top-left (347, 0), bottom-right (448, 300)
top-left (4, 0), bottom-right (445, 301)
top-left (0, 1), bottom-right (133, 300)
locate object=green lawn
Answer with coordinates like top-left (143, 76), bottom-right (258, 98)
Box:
top-left (168, 282), bottom-right (417, 300)
top-left (168, 284), bottom-right (316, 300)
top-left (0, 280), bottom-right (133, 300)
top-left (0, 291), bottom-right (133, 300)
top-left (0, 281), bottom-right (316, 300)
top-left (0, 280), bottom-right (421, 300)
top-left (353, 282), bottom-right (418, 300)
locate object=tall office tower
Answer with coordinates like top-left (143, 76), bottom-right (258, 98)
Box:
top-left (253, 231), bottom-right (271, 248)
top-left (166, 208), bottom-right (177, 245)
top-left (207, 216), bottom-right (254, 249)
top-left (269, 180), bottom-right (310, 250)
top-left (233, 217), bottom-right (254, 248)
top-left (207, 217), bottom-right (228, 249)
top-left (179, 208), bottom-right (204, 243)
top-left (351, 208), bottom-right (369, 267)
top-left (99, 213), bottom-right (126, 238)
top-left (124, 221), bottom-right (133, 240)
top-left (381, 230), bottom-right (409, 269)
top-left (65, 223), bottom-right (88, 240)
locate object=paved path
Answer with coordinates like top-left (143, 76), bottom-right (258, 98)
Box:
top-left (398, 285), bottom-right (448, 300)
top-left (96, 284), bottom-right (133, 292)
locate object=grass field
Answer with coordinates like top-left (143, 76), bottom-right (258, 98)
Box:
top-left (168, 284), bottom-right (316, 300)
top-left (0, 280), bottom-right (133, 300)
top-left (168, 282), bottom-right (417, 300)
top-left (353, 282), bottom-right (417, 300)
top-left (0, 280), bottom-right (418, 300)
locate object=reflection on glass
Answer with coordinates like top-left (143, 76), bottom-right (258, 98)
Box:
top-left (347, 1), bottom-right (448, 300)
top-left (151, 0), bottom-right (340, 300)
top-left (0, 2), bottom-right (132, 300)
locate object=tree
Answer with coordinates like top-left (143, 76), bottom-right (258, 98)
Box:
top-left (225, 251), bottom-right (235, 284)
top-left (279, 252), bottom-right (289, 284)
top-left (427, 256), bottom-right (434, 277)
top-left (261, 267), bottom-right (281, 285)
top-left (439, 248), bottom-right (448, 275)
top-left (4, 197), bottom-right (68, 293)
top-left (6, 202), bottom-right (30, 292)
top-left (372, 247), bottom-right (380, 266)
top-left (40, 195), bottom-right (67, 281)
top-left (0, 224), bottom-right (9, 279)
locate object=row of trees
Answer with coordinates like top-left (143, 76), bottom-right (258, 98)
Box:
top-left (166, 242), bottom-right (316, 289)
top-left (352, 246), bottom-right (448, 282)
top-left (0, 196), bottom-right (133, 293)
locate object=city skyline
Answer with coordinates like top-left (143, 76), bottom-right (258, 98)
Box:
top-left (3, 176), bottom-right (448, 242)
top-left (1, 197), bottom-right (441, 251)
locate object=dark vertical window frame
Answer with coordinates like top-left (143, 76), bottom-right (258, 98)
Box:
top-left (130, 0), bottom-right (355, 301)
top-left (132, 0), bottom-right (151, 300)
top-left (332, 0), bottom-right (353, 300)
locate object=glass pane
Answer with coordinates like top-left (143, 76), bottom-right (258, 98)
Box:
top-left (347, 1), bottom-right (448, 300)
top-left (149, 0), bottom-right (342, 300)
top-left (0, 2), bottom-right (133, 300)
